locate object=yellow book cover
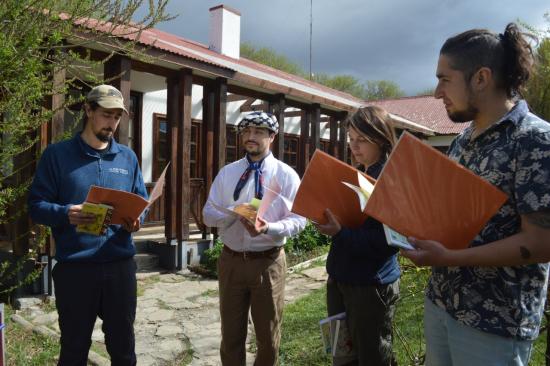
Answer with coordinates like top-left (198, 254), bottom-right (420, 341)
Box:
top-left (76, 203), bottom-right (114, 235)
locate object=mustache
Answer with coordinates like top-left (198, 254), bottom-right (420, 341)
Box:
top-left (245, 140), bottom-right (258, 145)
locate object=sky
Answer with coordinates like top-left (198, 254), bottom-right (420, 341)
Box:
top-left (139, 0), bottom-right (549, 95)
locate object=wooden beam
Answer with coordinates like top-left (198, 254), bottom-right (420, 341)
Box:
top-left (298, 110), bottom-right (310, 176)
top-left (104, 55), bottom-right (131, 146)
top-left (310, 104), bottom-right (321, 156)
top-left (227, 94), bottom-right (249, 102)
top-left (130, 91), bottom-right (143, 164)
top-left (240, 101), bottom-right (268, 113)
top-left (213, 77), bottom-right (227, 176)
top-left (176, 68), bottom-right (193, 241)
top-left (226, 84), bottom-right (274, 102)
top-left (238, 98), bottom-right (255, 112)
top-left (165, 76), bottom-right (179, 241)
top-left (272, 94), bottom-right (286, 159)
top-left (202, 84), bottom-right (215, 197)
top-left (329, 116), bottom-right (339, 158)
top-left (338, 113), bottom-right (349, 162)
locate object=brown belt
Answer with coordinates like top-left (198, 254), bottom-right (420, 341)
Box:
top-left (223, 245), bottom-right (282, 260)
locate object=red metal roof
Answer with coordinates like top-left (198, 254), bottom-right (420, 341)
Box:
top-left (75, 18), bottom-right (363, 106)
top-left (368, 95), bottom-right (470, 135)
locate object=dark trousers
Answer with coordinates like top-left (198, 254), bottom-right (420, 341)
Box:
top-left (327, 278), bottom-right (400, 366)
top-left (53, 258), bottom-right (137, 366)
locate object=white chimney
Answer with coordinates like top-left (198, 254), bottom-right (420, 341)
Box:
top-left (209, 5), bottom-right (241, 59)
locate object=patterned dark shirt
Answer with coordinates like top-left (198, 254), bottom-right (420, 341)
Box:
top-left (426, 100), bottom-right (550, 340)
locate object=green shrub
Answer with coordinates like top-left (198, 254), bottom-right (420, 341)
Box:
top-left (197, 223), bottom-right (330, 277)
top-left (201, 239), bottom-right (224, 276)
top-left (285, 221), bottom-right (330, 254)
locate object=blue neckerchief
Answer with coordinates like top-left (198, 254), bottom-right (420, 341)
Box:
top-left (233, 154), bottom-right (267, 201)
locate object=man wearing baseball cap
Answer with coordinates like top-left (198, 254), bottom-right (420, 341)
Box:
top-left (29, 84), bottom-right (147, 365)
top-left (203, 111), bottom-right (306, 365)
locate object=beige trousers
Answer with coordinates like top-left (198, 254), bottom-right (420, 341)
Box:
top-left (218, 248), bottom-right (286, 366)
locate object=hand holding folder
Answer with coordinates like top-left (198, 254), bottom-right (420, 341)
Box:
top-left (292, 150), bottom-right (375, 228)
top-left (84, 164), bottom-right (169, 225)
top-left (364, 133), bottom-right (507, 250)
top-left (293, 133), bottom-right (508, 250)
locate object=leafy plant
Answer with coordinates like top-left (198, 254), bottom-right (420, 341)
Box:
top-left (200, 239), bottom-right (224, 276)
top-left (285, 221), bottom-right (330, 254)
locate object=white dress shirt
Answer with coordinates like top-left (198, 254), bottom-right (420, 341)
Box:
top-left (202, 153), bottom-right (306, 252)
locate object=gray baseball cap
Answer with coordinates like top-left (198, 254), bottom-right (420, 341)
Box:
top-left (86, 84), bottom-right (128, 114)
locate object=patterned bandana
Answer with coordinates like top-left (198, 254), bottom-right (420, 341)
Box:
top-left (236, 112), bottom-right (279, 134)
top-left (233, 154), bottom-right (267, 201)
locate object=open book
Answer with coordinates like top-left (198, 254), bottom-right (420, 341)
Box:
top-left (319, 312), bottom-right (355, 359)
top-left (341, 172), bottom-right (375, 212)
top-left (211, 178), bottom-right (290, 228)
top-left (76, 203), bottom-right (114, 235)
top-left (84, 164), bottom-right (168, 225)
top-left (212, 198), bottom-right (262, 225)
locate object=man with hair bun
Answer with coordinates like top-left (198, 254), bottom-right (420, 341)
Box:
top-left (402, 23), bottom-right (550, 365)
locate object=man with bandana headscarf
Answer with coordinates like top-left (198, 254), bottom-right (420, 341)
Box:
top-left (203, 111), bottom-right (306, 366)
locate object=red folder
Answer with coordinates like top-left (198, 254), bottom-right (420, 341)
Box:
top-left (292, 150), bottom-right (374, 228)
top-left (364, 132), bottom-right (508, 250)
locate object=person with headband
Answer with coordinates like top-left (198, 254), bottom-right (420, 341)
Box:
top-left (315, 106), bottom-right (400, 366)
top-left (202, 111), bottom-right (306, 365)
top-left (401, 23), bottom-right (550, 366)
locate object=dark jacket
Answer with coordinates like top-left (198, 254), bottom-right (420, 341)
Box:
top-left (28, 133), bottom-right (148, 263)
top-left (326, 160), bottom-right (400, 285)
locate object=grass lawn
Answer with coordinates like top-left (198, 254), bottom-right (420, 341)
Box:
top-left (279, 258), bottom-right (550, 365)
top-left (4, 304), bottom-right (60, 365)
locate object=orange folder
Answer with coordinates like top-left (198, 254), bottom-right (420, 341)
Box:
top-left (292, 150), bottom-right (375, 228)
top-left (364, 132), bottom-right (508, 250)
top-left (85, 164), bottom-right (168, 225)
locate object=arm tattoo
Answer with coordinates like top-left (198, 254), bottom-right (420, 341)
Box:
top-left (520, 246), bottom-right (531, 260)
top-left (524, 209), bottom-right (550, 229)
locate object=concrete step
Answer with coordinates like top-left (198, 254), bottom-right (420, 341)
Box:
top-left (134, 253), bottom-right (160, 271)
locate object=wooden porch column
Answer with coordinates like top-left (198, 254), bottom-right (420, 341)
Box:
top-left (176, 68), bottom-right (193, 242)
top-left (201, 83), bottom-right (215, 196)
top-left (213, 77), bottom-right (227, 177)
top-left (310, 103), bottom-right (321, 156)
top-left (338, 112), bottom-right (349, 162)
top-left (329, 115), bottom-right (339, 158)
top-left (271, 94), bottom-right (285, 159)
top-left (298, 109), bottom-right (311, 176)
top-left (104, 55), bottom-right (131, 146)
top-left (164, 75), bottom-right (179, 242)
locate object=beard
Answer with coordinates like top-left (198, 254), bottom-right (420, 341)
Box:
top-left (95, 128), bottom-right (114, 142)
top-left (244, 141), bottom-right (265, 156)
top-left (448, 105), bottom-right (478, 123)
top-left (447, 87), bottom-right (479, 123)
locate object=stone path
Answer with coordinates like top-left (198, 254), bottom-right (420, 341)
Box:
top-left (14, 257), bottom-right (328, 366)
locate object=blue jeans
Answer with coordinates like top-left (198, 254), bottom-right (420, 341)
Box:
top-left (424, 297), bottom-right (533, 366)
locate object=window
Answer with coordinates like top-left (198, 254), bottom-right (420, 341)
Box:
top-left (153, 113), bottom-right (169, 181)
top-left (226, 125), bottom-right (241, 163)
top-left (190, 120), bottom-right (201, 178)
top-left (152, 114), bottom-right (201, 180)
top-left (283, 134), bottom-right (300, 170)
top-left (319, 139), bottom-right (330, 153)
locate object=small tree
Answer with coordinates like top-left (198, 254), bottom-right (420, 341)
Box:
top-left (0, 0), bottom-right (172, 297)
top-left (363, 80), bottom-right (406, 101)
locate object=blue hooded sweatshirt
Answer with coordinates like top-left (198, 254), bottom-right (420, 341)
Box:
top-left (28, 133), bottom-right (148, 263)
